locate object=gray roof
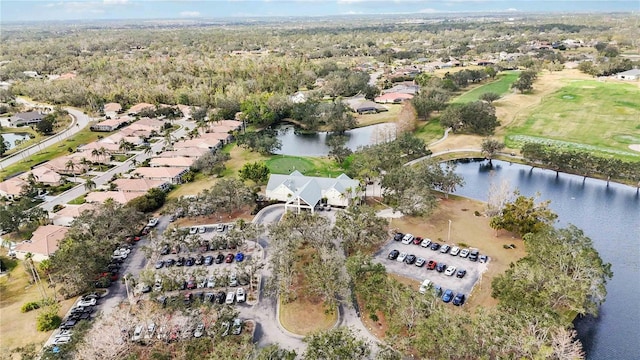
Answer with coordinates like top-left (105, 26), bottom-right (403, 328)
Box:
top-left (617, 69), bottom-right (640, 76)
top-left (14, 111), bottom-right (44, 121)
top-left (266, 172), bottom-right (360, 206)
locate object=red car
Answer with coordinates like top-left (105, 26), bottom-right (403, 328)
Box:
top-left (225, 253), bottom-right (234, 263)
top-left (98, 272), bottom-right (118, 282)
top-left (126, 235), bottom-right (141, 243)
top-left (413, 236), bottom-right (423, 245)
top-left (427, 260), bottom-right (437, 270)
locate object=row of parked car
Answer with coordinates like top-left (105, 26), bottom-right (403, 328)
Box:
top-left (393, 232), bottom-right (488, 262)
top-left (155, 252), bottom-right (245, 269)
top-left (388, 249), bottom-right (468, 278)
top-left (53, 293), bottom-right (102, 345)
top-left (417, 279), bottom-right (465, 306)
top-left (130, 318), bottom-right (243, 343)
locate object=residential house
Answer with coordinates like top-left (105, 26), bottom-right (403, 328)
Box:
top-left (78, 141), bottom-right (121, 155)
top-left (0, 176), bottom-right (28, 200)
top-left (128, 103), bottom-right (155, 115)
top-left (265, 171), bottom-right (362, 213)
top-left (90, 117), bottom-right (131, 132)
top-left (150, 156), bottom-right (195, 168)
top-left (112, 178), bottom-right (171, 193)
top-left (155, 148), bottom-right (209, 158)
top-left (374, 92), bottom-right (414, 104)
top-left (382, 83), bottom-right (420, 95)
top-left (349, 100), bottom-right (387, 115)
top-left (133, 167), bottom-right (188, 184)
top-left (103, 102), bottom-right (122, 118)
top-left (85, 191), bottom-right (143, 205)
top-left (13, 225), bottom-right (69, 262)
top-left (615, 69), bottom-right (640, 81)
top-left (27, 166), bottom-right (63, 186)
top-left (9, 111), bottom-right (45, 126)
top-left (100, 132), bottom-right (144, 147)
top-left (199, 132), bottom-right (233, 145)
top-left (50, 203), bottom-right (96, 227)
top-left (132, 118), bottom-right (166, 132)
top-left (172, 137), bottom-right (222, 151)
top-left (44, 155), bottom-right (89, 175)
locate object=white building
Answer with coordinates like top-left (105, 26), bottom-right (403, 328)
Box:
top-left (265, 171), bottom-right (362, 213)
top-left (615, 69), bottom-right (640, 81)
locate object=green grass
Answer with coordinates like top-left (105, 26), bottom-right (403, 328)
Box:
top-left (453, 71), bottom-right (519, 103)
top-left (265, 155), bottom-right (344, 177)
top-left (505, 80), bottom-right (640, 161)
top-left (68, 195), bottom-right (86, 204)
top-left (414, 117), bottom-right (446, 145)
top-left (0, 127), bottom-right (111, 179)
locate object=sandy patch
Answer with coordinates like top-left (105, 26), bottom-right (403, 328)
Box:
top-left (629, 144), bottom-right (640, 152)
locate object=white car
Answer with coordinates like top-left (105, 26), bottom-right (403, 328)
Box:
top-left (53, 335), bottom-right (72, 345)
top-left (111, 252), bottom-right (127, 260)
top-left (153, 278), bottom-right (163, 292)
top-left (217, 223), bottom-right (226, 232)
top-left (444, 266), bottom-right (457, 276)
top-left (397, 252), bottom-right (408, 262)
top-left (231, 318), bottom-right (243, 335)
top-left (193, 323), bottom-right (205, 338)
top-left (229, 273), bottom-right (238, 287)
top-left (189, 226), bottom-right (198, 234)
top-left (236, 287), bottom-right (246, 303)
top-left (418, 279), bottom-right (432, 294)
top-left (401, 233), bottom-right (414, 245)
top-left (225, 291), bottom-right (235, 305)
top-left (450, 246), bottom-right (460, 256)
top-left (198, 226), bottom-right (206, 234)
top-left (207, 277), bottom-right (216, 288)
top-left (420, 238), bottom-right (432, 248)
top-left (56, 330), bottom-right (73, 338)
top-left (144, 322), bottom-right (156, 340)
top-left (77, 298), bottom-right (96, 307)
top-left (459, 249), bottom-right (470, 258)
top-left (147, 218), bottom-right (158, 227)
top-left (131, 325), bottom-right (144, 341)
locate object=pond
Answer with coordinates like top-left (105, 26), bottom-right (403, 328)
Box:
top-left (450, 159), bottom-right (639, 360)
top-left (1, 132), bottom-right (31, 150)
top-left (273, 123), bottom-right (397, 156)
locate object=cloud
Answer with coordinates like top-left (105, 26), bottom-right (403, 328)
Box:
top-left (418, 8), bottom-right (439, 13)
top-left (103, 0), bottom-right (129, 4)
top-left (506, 8), bottom-right (518, 12)
top-left (180, 11), bottom-right (201, 17)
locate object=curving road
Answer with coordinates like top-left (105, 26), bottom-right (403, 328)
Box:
top-left (1, 98), bottom-right (92, 170)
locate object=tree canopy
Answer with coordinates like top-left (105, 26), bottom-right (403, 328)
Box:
top-left (489, 191), bottom-right (558, 237)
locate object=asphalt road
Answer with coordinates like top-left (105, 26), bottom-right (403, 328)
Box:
top-left (1, 98), bottom-right (92, 170)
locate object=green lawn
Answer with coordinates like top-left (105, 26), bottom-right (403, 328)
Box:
top-left (414, 117), bottom-right (446, 146)
top-left (505, 80), bottom-right (640, 161)
top-left (265, 155), bottom-right (344, 177)
top-left (0, 127), bottom-right (111, 179)
top-left (453, 71), bottom-right (519, 103)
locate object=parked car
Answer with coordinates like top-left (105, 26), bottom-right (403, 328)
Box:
top-left (135, 283), bottom-right (151, 294)
top-left (427, 260), bottom-right (437, 270)
top-left (60, 319), bottom-right (77, 330)
top-left (217, 224), bottom-right (226, 232)
top-left (231, 318), bottom-right (243, 335)
top-left (393, 232), bottom-right (404, 241)
top-left (420, 238), bottom-right (432, 248)
top-left (435, 263), bottom-right (447, 272)
top-left (183, 293), bottom-right (193, 305)
top-left (433, 285), bottom-right (443, 297)
top-left (459, 248), bottom-right (470, 258)
top-left (221, 321), bottom-right (231, 337)
top-left (450, 246), bottom-right (460, 256)
top-left (442, 289), bottom-right (454, 303)
top-left (225, 291), bottom-right (235, 304)
top-left (207, 277), bottom-right (216, 288)
top-left (397, 252), bottom-right (408, 262)
top-left (153, 278), bottom-right (163, 292)
top-left (418, 279), bottom-right (432, 294)
top-left (78, 298), bottom-right (96, 307)
top-left (176, 257), bottom-right (185, 266)
top-left (193, 323), bottom-right (205, 338)
top-left (401, 233), bottom-right (415, 245)
top-left (215, 291), bottom-right (226, 304)
top-left (189, 226), bottom-right (198, 234)
top-left (155, 260), bottom-right (164, 269)
top-left (147, 218), bottom-right (158, 227)
top-left (228, 273), bottom-right (238, 287)
top-left (469, 249), bottom-right (480, 262)
top-left (215, 253), bottom-right (225, 264)
top-left (236, 287), bottom-right (246, 303)
top-left (479, 255), bottom-right (488, 263)
top-left (404, 254), bottom-right (417, 265)
top-left (235, 252), bottom-right (245, 262)
top-left (453, 293), bottom-right (466, 306)
top-left (186, 277), bottom-right (196, 290)
top-left (444, 265), bottom-right (457, 276)
top-left (204, 292), bottom-right (215, 303)
top-left (160, 245), bottom-right (170, 255)
top-left (185, 257), bottom-right (195, 266)
top-left (456, 269), bottom-right (467, 278)
top-left (198, 226), bottom-right (206, 234)
top-left (440, 244), bottom-right (451, 254)
top-left (225, 253), bottom-right (234, 263)
top-left (388, 249), bottom-right (400, 260)
top-left (415, 257), bottom-right (426, 267)
top-left (430, 243), bottom-right (441, 251)
top-left (131, 325), bottom-right (144, 341)
top-left (412, 236), bottom-right (423, 245)
top-left (53, 335), bottom-right (72, 345)
top-left (204, 255), bottom-right (213, 266)
top-left (145, 323), bottom-right (156, 340)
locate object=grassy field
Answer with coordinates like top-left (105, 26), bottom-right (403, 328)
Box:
top-left (265, 155), bottom-right (344, 177)
top-left (0, 127), bottom-right (110, 179)
top-left (354, 104), bottom-right (402, 127)
top-left (504, 80), bottom-right (640, 160)
top-left (414, 117), bottom-right (446, 145)
top-left (453, 71), bottom-right (519, 103)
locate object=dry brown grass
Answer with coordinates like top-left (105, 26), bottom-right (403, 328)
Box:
top-left (355, 104), bottom-right (403, 127)
top-left (0, 261), bottom-right (75, 355)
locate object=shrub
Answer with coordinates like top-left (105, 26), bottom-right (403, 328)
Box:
top-left (21, 301), bottom-right (41, 313)
top-left (36, 307), bottom-right (62, 331)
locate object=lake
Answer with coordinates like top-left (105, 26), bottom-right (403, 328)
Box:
top-left (274, 123), bottom-right (397, 156)
top-left (1, 132), bottom-right (30, 149)
top-left (450, 159), bottom-right (639, 360)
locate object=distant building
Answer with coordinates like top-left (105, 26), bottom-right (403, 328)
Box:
top-left (85, 191), bottom-right (143, 205)
top-left (9, 111), bottom-right (45, 126)
top-left (132, 167), bottom-right (188, 185)
top-left (615, 69), bottom-right (640, 81)
top-left (50, 203), bottom-right (96, 227)
top-left (13, 225), bottom-right (69, 262)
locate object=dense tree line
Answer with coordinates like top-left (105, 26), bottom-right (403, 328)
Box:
top-left (439, 101), bottom-right (500, 135)
top-left (521, 142), bottom-right (640, 185)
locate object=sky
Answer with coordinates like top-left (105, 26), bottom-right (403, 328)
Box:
top-left (1, 0), bottom-right (638, 23)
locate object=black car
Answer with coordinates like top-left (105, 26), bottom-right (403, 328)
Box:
top-left (59, 319), bottom-right (77, 330)
top-left (430, 243), bottom-right (441, 251)
top-left (404, 254), bottom-right (417, 265)
top-left (388, 249), bottom-right (400, 260)
top-left (453, 293), bottom-right (466, 306)
top-left (456, 269), bottom-right (467, 278)
top-left (393, 232), bottom-right (404, 241)
top-left (165, 258), bottom-right (176, 267)
top-left (215, 253), bottom-right (225, 264)
top-left (185, 257), bottom-right (195, 266)
top-left (204, 256), bottom-right (213, 266)
top-left (204, 293), bottom-right (215, 303)
top-left (176, 257), bottom-right (185, 266)
top-left (435, 263), bottom-right (447, 272)
top-left (215, 291), bottom-right (226, 304)
top-left (469, 249), bottom-right (479, 262)
top-left (160, 245), bottom-right (170, 255)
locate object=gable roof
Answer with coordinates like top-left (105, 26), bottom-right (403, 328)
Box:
top-left (113, 178), bottom-right (167, 192)
top-left (14, 111), bottom-right (44, 121)
top-left (149, 156), bottom-right (194, 168)
top-left (103, 103), bottom-right (122, 113)
top-left (52, 203), bottom-right (96, 219)
top-left (128, 103), bottom-right (155, 114)
top-left (0, 176), bottom-right (27, 196)
top-left (26, 166), bottom-right (62, 184)
top-left (266, 172), bottom-right (360, 205)
top-left (133, 167), bottom-right (187, 179)
top-left (85, 191), bottom-right (143, 204)
top-left (14, 225), bottom-right (68, 257)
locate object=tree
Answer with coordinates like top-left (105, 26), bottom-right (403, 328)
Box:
top-left (440, 101), bottom-right (499, 135)
top-left (512, 70), bottom-right (537, 93)
top-left (84, 179), bottom-right (96, 191)
top-left (363, 84), bottom-right (380, 100)
top-left (326, 134), bottom-right (352, 165)
top-left (334, 204), bottom-right (388, 255)
top-left (411, 87), bottom-right (450, 120)
top-left (480, 137), bottom-right (505, 163)
top-left (190, 151), bottom-right (230, 176)
top-left (36, 115), bottom-right (55, 134)
top-left (322, 100), bottom-right (357, 133)
top-left (303, 327), bottom-right (371, 360)
top-left (206, 178), bottom-right (254, 217)
top-left (65, 159), bottom-right (77, 182)
top-left (236, 130), bottom-right (282, 155)
top-left (479, 91), bottom-right (501, 104)
top-left (0, 134), bottom-right (9, 156)
top-left (253, 344), bottom-right (297, 360)
top-left (485, 179), bottom-right (513, 217)
top-left (489, 191), bottom-right (558, 237)
top-left (239, 161), bottom-right (270, 185)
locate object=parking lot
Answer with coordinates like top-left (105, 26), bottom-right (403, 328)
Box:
top-left (374, 235), bottom-right (489, 299)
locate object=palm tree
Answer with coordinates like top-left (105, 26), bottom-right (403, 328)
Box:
top-left (119, 139), bottom-right (133, 153)
top-left (65, 159), bottom-right (77, 182)
top-left (84, 179), bottom-right (96, 191)
top-left (99, 146), bottom-right (110, 166)
top-left (80, 157), bottom-right (91, 173)
top-left (91, 148), bottom-right (103, 170)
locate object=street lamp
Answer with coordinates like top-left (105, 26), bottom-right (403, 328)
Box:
top-left (448, 219), bottom-right (452, 243)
